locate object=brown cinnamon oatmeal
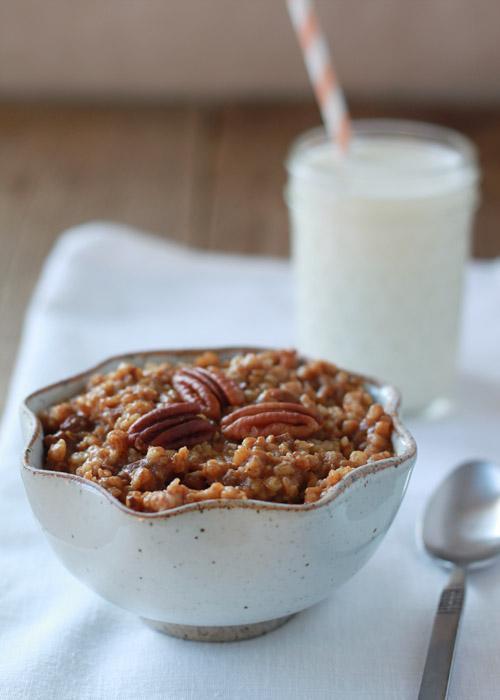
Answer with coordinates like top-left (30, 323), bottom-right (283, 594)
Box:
top-left (40, 349), bottom-right (395, 512)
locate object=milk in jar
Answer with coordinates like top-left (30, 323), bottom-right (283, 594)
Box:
top-left (286, 120), bottom-right (479, 415)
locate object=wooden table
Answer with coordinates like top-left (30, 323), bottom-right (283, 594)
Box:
top-left (0, 101), bottom-right (498, 411)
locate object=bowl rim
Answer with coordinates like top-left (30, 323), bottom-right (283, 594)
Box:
top-left (22, 346), bottom-right (417, 519)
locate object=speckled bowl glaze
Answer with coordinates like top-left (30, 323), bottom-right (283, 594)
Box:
top-left (21, 348), bottom-right (417, 642)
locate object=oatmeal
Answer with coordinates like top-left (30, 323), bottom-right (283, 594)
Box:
top-left (41, 349), bottom-right (395, 512)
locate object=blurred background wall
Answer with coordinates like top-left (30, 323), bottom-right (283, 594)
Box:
top-left (1, 0), bottom-right (499, 103)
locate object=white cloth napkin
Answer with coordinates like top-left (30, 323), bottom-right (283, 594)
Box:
top-left (1, 222), bottom-right (499, 700)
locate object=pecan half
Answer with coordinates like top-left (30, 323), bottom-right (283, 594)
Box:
top-left (221, 402), bottom-right (322, 441)
top-left (172, 367), bottom-right (244, 419)
top-left (128, 402), bottom-right (215, 450)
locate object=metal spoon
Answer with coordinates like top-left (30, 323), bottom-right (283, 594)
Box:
top-left (418, 459), bottom-right (500, 700)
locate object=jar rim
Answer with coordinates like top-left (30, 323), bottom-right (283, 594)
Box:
top-left (286, 119), bottom-right (479, 181)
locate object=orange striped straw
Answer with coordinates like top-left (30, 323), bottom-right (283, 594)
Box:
top-left (287, 0), bottom-right (351, 152)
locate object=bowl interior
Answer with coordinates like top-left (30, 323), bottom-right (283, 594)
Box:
top-left (22, 347), bottom-right (417, 515)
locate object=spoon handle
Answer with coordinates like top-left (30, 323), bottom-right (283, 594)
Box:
top-left (418, 566), bottom-right (466, 700)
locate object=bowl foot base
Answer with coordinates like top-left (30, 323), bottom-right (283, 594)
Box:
top-left (141, 613), bottom-right (295, 642)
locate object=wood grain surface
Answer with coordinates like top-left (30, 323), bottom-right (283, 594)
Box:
top-left (0, 101), bottom-right (498, 411)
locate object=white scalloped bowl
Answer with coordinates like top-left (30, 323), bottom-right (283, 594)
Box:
top-left (21, 348), bottom-right (417, 641)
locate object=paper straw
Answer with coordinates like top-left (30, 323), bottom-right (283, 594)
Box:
top-left (287, 0), bottom-right (351, 151)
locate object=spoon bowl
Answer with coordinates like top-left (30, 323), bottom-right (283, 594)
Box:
top-left (422, 459), bottom-right (500, 567)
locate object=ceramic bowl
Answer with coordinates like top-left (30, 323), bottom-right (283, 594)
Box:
top-left (21, 348), bottom-right (417, 642)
